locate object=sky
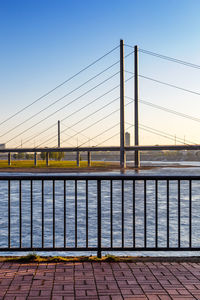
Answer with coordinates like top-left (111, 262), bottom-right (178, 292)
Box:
top-left (1, 0), bottom-right (200, 147)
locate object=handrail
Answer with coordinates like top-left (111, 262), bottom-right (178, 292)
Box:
top-left (0, 174), bottom-right (200, 180)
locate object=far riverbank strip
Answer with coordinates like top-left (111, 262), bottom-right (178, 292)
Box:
top-left (0, 164), bottom-right (199, 173)
top-left (0, 165), bottom-right (151, 173)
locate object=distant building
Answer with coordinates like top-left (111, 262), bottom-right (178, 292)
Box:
top-left (0, 144), bottom-right (5, 149)
top-left (125, 132), bottom-right (130, 146)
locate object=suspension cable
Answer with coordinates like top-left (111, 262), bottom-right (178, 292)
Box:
top-left (0, 45), bottom-right (119, 127)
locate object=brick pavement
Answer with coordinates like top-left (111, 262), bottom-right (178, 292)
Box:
top-left (0, 261), bottom-right (200, 299)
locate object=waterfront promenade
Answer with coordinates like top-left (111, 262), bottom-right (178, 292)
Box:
top-left (1, 261), bottom-right (200, 299)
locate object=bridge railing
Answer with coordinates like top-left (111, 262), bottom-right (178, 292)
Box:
top-left (0, 174), bottom-right (200, 257)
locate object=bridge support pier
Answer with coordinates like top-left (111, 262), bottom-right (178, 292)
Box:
top-left (34, 152), bottom-right (37, 166)
top-left (46, 152), bottom-right (49, 166)
top-left (135, 151), bottom-right (140, 168)
top-left (8, 153), bottom-right (11, 166)
top-left (77, 151), bottom-right (80, 167)
top-left (87, 151), bottom-right (91, 167)
top-left (120, 150), bottom-right (126, 168)
top-left (58, 120), bottom-right (60, 148)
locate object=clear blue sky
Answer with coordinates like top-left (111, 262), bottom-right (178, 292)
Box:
top-left (1, 0), bottom-right (200, 147)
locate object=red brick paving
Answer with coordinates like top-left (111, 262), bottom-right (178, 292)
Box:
top-left (0, 262), bottom-right (200, 299)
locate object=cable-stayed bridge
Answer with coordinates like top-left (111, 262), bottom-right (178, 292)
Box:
top-left (1, 39), bottom-right (200, 168)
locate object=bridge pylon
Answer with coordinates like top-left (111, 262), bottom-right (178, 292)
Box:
top-left (134, 45), bottom-right (140, 168)
top-left (120, 39), bottom-right (126, 168)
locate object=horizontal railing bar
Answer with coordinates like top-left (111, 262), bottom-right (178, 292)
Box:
top-left (0, 247), bottom-right (200, 251)
top-left (0, 175), bottom-right (200, 181)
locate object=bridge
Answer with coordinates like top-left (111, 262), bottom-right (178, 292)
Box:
top-left (1, 40), bottom-right (200, 168)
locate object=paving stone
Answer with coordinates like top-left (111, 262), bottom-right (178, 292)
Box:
top-left (0, 261), bottom-right (200, 299)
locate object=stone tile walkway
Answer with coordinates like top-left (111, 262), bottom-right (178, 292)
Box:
top-left (0, 261), bottom-right (200, 299)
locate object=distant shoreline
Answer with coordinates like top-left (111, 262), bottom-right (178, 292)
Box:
top-left (0, 164), bottom-right (199, 173)
top-left (0, 166), bottom-right (141, 173)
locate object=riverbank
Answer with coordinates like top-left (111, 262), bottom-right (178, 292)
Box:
top-left (1, 253), bottom-right (200, 262)
top-left (0, 159), bottom-right (159, 172)
top-left (0, 166), bottom-right (154, 173)
top-left (0, 159), bottom-right (200, 173)
top-left (0, 164), bottom-right (198, 173)
top-left (0, 160), bottom-right (118, 172)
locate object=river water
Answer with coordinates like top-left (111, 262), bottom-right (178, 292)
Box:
top-left (1, 161), bottom-right (200, 257)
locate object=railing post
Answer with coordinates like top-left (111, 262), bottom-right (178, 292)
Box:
top-left (120, 39), bottom-right (126, 168)
top-left (46, 152), bottom-right (49, 166)
top-left (77, 151), bottom-right (80, 167)
top-left (134, 45), bottom-right (140, 168)
top-left (87, 151), bottom-right (91, 167)
top-left (97, 179), bottom-right (102, 258)
top-left (8, 152), bottom-right (11, 166)
top-left (34, 152), bottom-right (37, 166)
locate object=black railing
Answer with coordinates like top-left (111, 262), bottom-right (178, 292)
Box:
top-left (0, 174), bottom-right (200, 257)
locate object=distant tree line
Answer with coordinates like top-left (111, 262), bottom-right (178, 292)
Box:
top-left (13, 153), bottom-right (34, 160)
top-left (40, 152), bottom-right (64, 161)
top-left (13, 152), bottom-right (64, 161)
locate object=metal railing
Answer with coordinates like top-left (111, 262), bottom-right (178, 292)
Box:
top-left (0, 174), bottom-right (200, 257)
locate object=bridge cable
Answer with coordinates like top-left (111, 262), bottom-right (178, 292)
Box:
top-left (5, 71), bottom-right (120, 145)
top-left (96, 121), bottom-right (193, 147)
top-left (125, 71), bottom-right (200, 97)
top-left (19, 83), bottom-right (121, 147)
top-left (0, 45), bottom-right (119, 127)
top-left (58, 100), bottom-right (133, 149)
top-left (139, 48), bottom-right (200, 69)
top-left (61, 123), bottom-right (98, 145)
top-left (2, 47), bottom-right (132, 133)
top-left (126, 122), bottom-right (195, 145)
top-left (125, 44), bottom-right (200, 69)
top-left (125, 96), bottom-right (200, 124)
top-left (1, 63), bottom-right (120, 139)
top-left (37, 96), bottom-right (123, 148)
top-left (18, 76), bottom-right (133, 148)
top-left (95, 124), bottom-right (133, 147)
top-left (5, 50), bottom-right (134, 145)
top-left (75, 123), bottom-right (120, 148)
top-left (17, 81), bottom-right (124, 148)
